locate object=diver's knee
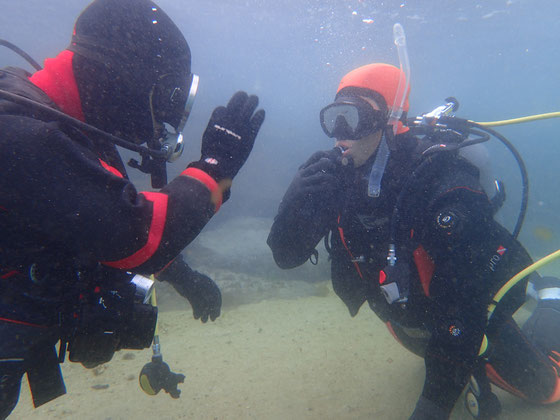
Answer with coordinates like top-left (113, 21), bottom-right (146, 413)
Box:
top-left (523, 297), bottom-right (560, 354)
top-left (0, 362), bottom-right (25, 419)
top-left (526, 276), bottom-right (560, 302)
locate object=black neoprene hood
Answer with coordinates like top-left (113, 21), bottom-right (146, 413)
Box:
top-left (70, 0), bottom-right (191, 85)
top-left (68, 0), bottom-right (192, 142)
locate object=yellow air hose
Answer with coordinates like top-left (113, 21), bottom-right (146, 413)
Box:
top-left (467, 110), bottom-right (560, 316)
top-left (466, 110), bottom-right (560, 354)
top-left (472, 111), bottom-right (560, 127)
top-left (488, 249), bottom-right (560, 319)
top-left (473, 109), bottom-right (560, 318)
top-left (478, 249), bottom-right (560, 356)
top-left (150, 284), bottom-right (159, 337)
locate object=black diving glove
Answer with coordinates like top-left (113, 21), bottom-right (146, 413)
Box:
top-left (156, 256), bottom-right (221, 322)
top-left (188, 91), bottom-right (265, 182)
top-left (278, 148), bottom-right (352, 214)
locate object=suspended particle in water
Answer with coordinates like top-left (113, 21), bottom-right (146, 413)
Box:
top-left (362, 18), bottom-right (374, 24)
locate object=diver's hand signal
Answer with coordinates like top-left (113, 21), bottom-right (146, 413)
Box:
top-left (279, 149), bottom-right (348, 214)
top-left (194, 91), bottom-right (265, 181)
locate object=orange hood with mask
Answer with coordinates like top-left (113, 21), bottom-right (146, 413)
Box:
top-left (337, 63), bottom-right (410, 135)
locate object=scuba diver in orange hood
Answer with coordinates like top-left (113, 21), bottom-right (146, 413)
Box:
top-left (268, 62), bottom-right (560, 419)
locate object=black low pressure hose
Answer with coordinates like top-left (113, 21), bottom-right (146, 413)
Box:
top-left (0, 87), bottom-right (167, 159)
top-left (388, 118), bottom-right (528, 260)
top-left (464, 120), bottom-right (529, 239)
top-left (0, 39), bottom-right (42, 71)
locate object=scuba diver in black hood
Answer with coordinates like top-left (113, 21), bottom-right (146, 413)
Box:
top-left (0, 0), bottom-right (264, 416)
top-left (267, 62), bottom-right (560, 419)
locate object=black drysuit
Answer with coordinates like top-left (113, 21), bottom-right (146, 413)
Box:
top-left (0, 66), bottom-right (221, 414)
top-left (268, 135), bottom-right (560, 416)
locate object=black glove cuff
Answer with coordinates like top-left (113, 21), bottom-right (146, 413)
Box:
top-left (156, 255), bottom-right (194, 286)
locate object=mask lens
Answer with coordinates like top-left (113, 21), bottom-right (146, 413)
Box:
top-left (321, 103), bottom-right (360, 138)
top-left (320, 97), bottom-right (386, 140)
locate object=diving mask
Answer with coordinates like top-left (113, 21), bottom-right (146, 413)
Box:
top-left (151, 72), bottom-right (199, 162)
top-left (320, 96), bottom-right (386, 140)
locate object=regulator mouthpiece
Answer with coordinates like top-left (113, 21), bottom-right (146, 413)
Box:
top-left (160, 124), bottom-right (185, 163)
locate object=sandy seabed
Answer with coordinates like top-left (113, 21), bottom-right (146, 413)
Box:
top-left (9, 217), bottom-right (560, 419)
top-left (10, 288), bottom-right (560, 420)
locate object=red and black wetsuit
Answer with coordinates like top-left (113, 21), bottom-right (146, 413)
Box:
top-left (0, 53), bottom-right (221, 412)
top-left (1, 54), bottom-right (223, 276)
top-left (267, 134), bottom-right (560, 416)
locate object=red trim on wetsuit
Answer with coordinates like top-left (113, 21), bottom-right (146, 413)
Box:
top-left (181, 167), bottom-right (223, 211)
top-left (385, 321), bottom-right (404, 346)
top-left (379, 270), bottom-right (387, 284)
top-left (102, 192), bottom-right (168, 269)
top-left (98, 159), bottom-right (124, 178)
top-left (29, 50), bottom-right (85, 122)
top-left (485, 363), bottom-right (527, 399)
top-left (484, 362), bottom-right (560, 403)
top-left (0, 317), bottom-right (49, 329)
top-left (543, 352), bottom-right (560, 403)
top-left (154, 257), bottom-right (176, 278)
top-left (413, 245), bottom-right (435, 297)
top-left (337, 215), bottom-right (364, 280)
top-left (0, 270), bottom-right (19, 279)
top-left (542, 369), bottom-right (560, 403)
top-left (441, 186), bottom-right (486, 197)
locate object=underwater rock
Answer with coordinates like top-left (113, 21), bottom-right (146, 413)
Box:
top-left (158, 216), bottom-right (333, 310)
top-left (185, 216), bottom-right (330, 282)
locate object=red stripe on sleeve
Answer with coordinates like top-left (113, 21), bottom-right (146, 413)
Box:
top-left (0, 270), bottom-right (19, 279)
top-left (181, 167), bottom-right (223, 211)
top-left (102, 192), bottom-right (168, 269)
